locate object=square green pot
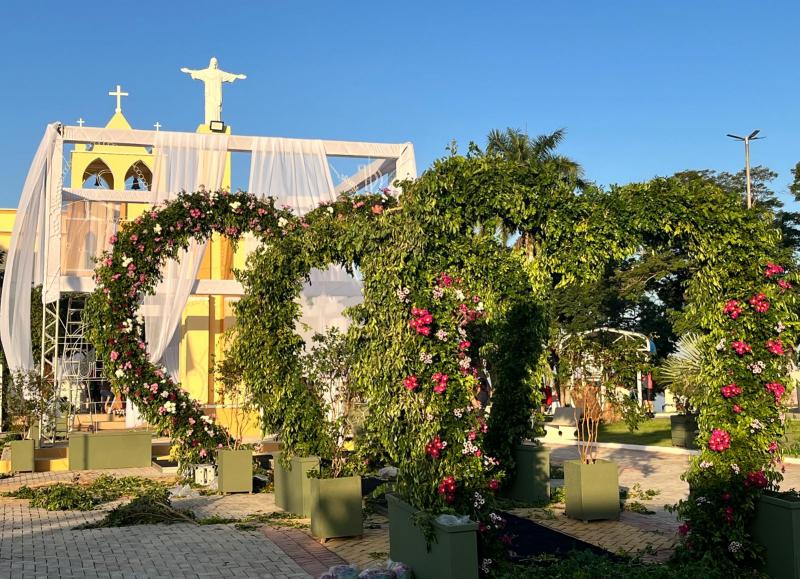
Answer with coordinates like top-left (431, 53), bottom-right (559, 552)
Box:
top-left (505, 443), bottom-right (550, 504)
top-left (310, 475), bottom-right (363, 540)
top-left (68, 431), bottom-right (152, 470)
top-left (217, 449), bottom-right (253, 493)
top-left (387, 494), bottom-right (478, 579)
top-left (752, 491), bottom-right (800, 579)
top-left (9, 439), bottom-right (35, 472)
top-left (564, 459), bottom-right (619, 521)
top-left (670, 414), bottom-right (698, 449)
top-left (272, 453), bottom-right (319, 516)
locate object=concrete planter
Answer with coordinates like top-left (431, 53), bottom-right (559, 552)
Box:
top-left (387, 494), bottom-right (478, 579)
top-left (505, 443), bottom-right (550, 504)
top-left (564, 459), bottom-right (619, 521)
top-left (310, 475), bottom-right (362, 540)
top-left (217, 448), bottom-right (253, 494)
top-left (68, 431), bottom-right (152, 470)
top-left (752, 491), bottom-right (800, 579)
top-left (670, 414), bottom-right (698, 449)
top-left (273, 453), bottom-right (320, 516)
top-left (9, 439), bottom-right (35, 472)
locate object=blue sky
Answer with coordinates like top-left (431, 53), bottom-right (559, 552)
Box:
top-left (1, 1), bottom-right (798, 207)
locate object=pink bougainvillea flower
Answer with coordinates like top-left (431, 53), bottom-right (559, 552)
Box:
top-left (403, 375), bottom-right (419, 391)
top-left (778, 279), bottom-right (793, 292)
top-left (458, 340), bottom-right (471, 351)
top-left (765, 262), bottom-right (785, 278)
top-left (730, 341), bottom-right (752, 356)
top-left (732, 404), bottom-right (742, 414)
top-left (723, 300), bottom-right (743, 319)
top-left (110, 350), bottom-right (120, 361)
top-left (765, 382), bottom-right (785, 404)
top-left (432, 372), bottom-right (449, 394)
top-left (721, 383), bottom-right (742, 398)
top-left (766, 339), bottom-right (785, 356)
top-left (678, 523), bottom-right (690, 536)
top-left (708, 428), bottom-right (731, 452)
top-left (371, 204), bottom-right (384, 215)
top-left (748, 293), bottom-right (770, 313)
top-left (425, 435), bottom-right (445, 459)
top-left (768, 441), bottom-right (779, 453)
top-left (488, 479), bottom-right (500, 491)
top-left (438, 273), bottom-right (454, 287)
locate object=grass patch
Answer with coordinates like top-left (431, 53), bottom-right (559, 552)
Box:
top-left (598, 418), bottom-right (672, 447)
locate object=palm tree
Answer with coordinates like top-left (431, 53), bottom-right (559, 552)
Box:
top-left (485, 127), bottom-right (584, 186)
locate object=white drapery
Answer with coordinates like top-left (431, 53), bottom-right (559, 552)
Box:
top-left (0, 124), bottom-right (59, 373)
top-left (247, 137), bottom-right (363, 344)
top-left (127, 132), bottom-right (228, 427)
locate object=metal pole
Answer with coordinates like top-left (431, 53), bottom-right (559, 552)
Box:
top-left (745, 137), bottom-right (752, 209)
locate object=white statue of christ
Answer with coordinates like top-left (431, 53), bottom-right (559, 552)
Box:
top-left (180, 57), bottom-right (246, 125)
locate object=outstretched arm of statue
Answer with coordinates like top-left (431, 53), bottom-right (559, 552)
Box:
top-left (221, 71), bottom-right (247, 82)
top-left (180, 67), bottom-right (196, 74)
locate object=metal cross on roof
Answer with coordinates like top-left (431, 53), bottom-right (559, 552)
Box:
top-left (77, 118), bottom-right (85, 127)
top-left (108, 84), bottom-right (129, 114)
top-left (153, 121), bottom-right (162, 131)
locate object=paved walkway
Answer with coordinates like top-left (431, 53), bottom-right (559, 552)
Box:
top-left (4, 445), bottom-right (800, 577)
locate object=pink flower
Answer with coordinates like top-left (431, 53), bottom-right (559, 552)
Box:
top-left (110, 351), bottom-right (120, 361)
top-left (458, 340), bottom-right (471, 351)
top-left (723, 300), bottom-right (743, 319)
top-left (768, 441), bottom-right (779, 453)
top-left (748, 293), bottom-right (770, 313)
top-left (109, 234), bottom-right (118, 244)
top-left (199, 449), bottom-right (207, 458)
top-left (778, 279), bottom-right (793, 292)
top-left (432, 372), bottom-right (449, 394)
top-left (403, 375), bottom-right (419, 391)
top-left (721, 383), bottom-right (742, 398)
top-left (188, 417), bottom-right (196, 425)
top-left (371, 204), bottom-right (384, 215)
top-left (765, 382), bottom-right (785, 404)
top-left (190, 208), bottom-right (202, 219)
top-left (766, 339), bottom-right (785, 356)
top-left (438, 273), bottom-right (454, 287)
top-left (745, 470), bottom-right (769, 489)
top-left (678, 523), bottom-right (690, 536)
top-left (708, 429), bottom-right (731, 452)
top-left (765, 262), bottom-right (785, 278)
top-left (731, 341), bottom-right (752, 356)
top-left (732, 404), bottom-right (742, 414)
top-left (488, 479), bottom-right (500, 491)
top-left (425, 436), bottom-right (445, 458)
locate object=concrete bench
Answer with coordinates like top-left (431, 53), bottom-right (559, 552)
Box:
top-left (541, 407), bottom-right (583, 443)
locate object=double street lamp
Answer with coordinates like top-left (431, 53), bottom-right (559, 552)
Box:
top-left (726, 129), bottom-right (763, 209)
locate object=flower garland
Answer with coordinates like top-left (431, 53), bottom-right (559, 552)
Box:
top-left (672, 261), bottom-right (798, 565)
top-left (86, 189), bottom-right (392, 465)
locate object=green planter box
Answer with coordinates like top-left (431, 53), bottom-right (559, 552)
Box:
top-left (505, 443), bottom-right (550, 504)
top-left (564, 459), bottom-right (619, 521)
top-left (68, 431), bottom-right (152, 470)
top-left (310, 475), bottom-right (363, 540)
top-left (273, 453), bottom-right (320, 516)
top-left (9, 439), bottom-right (35, 472)
top-left (670, 414), bottom-right (698, 449)
top-left (217, 449), bottom-right (253, 493)
top-left (387, 494), bottom-right (478, 579)
top-left (752, 491), bottom-right (800, 579)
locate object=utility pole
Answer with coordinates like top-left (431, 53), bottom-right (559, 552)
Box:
top-left (726, 130), bottom-right (762, 209)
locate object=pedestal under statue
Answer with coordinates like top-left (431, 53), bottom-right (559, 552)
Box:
top-left (181, 57), bottom-right (246, 125)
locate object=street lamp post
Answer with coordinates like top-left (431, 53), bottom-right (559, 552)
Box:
top-left (726, 130), bottom-right (762, 209)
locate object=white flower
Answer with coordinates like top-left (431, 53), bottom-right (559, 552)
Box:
top-left (160, 391), bottom-right (170, 399)
top-left (459, 357), bottom-right (472, 369)
top-left (454, 408), bottom-right (464, 418)
top-left (230, 201), bottom-right (241, 211)
top-left (154, 224), bottom-right (162, 234)
top-left (277, 217), bottom-right (288, 228)
top-left (699, 460), bottom-right (713, 469)
top-left (728, 541), bottom-right (742, 553)
top-left (432, 287), bottom-right (444, 300)
top-left (395, 287), bottom-right (410, 303)
top-left (748, 361), bottom-right (766, 375)
top-left (327, 206), bottom-right (334, 214)
top-left (164, 401), bottom-right (176, 414)
top-left (750, 419), bottom-right (764, 431)
top-left (695, 496), bottom-right (708, 505)
top-left (200, 415), bottom-right (213, 424)
top-left (419, 352), bottom-right (433, 364)
top-left (731, 463), bottom-right (740, 474)
top-left (436, 329), bottom-right (448, 341)
top-left (114, 368), bottom-right (125, 378)
top-left (716, 338), bottom-right (726, 352)
top-left (455, 290), bottom-right (465, 301)
top-left (476, 302), bottom-right (485, 312)
top-left (121, 256), bottom-right (132, 267)
top-left (776, 322), bottom-right (786, 334)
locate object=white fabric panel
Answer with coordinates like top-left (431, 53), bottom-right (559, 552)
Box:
top-left (0, 124), bottom-right (59, 372)
top-left (129, 132), bottom-right (228, 428)
top-left (144, 131), bottom-right (229, 379)
top-left (61, 201), bottom-right (120, 276)
top-left (247, 137), bottom-right (363, 343)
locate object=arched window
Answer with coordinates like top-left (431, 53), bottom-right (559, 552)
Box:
top-left (124, 161), bottom-right (153, 191)
top-left (82, 158), bottom-right (114, 189)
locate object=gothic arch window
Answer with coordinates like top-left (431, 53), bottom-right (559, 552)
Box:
top-left (124, 161), bottom-right (153, 191)
top-left (82, 158), bottom-right (114, 189)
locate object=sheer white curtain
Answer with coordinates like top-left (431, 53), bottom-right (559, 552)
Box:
top-left (128, 132), bottom-right (228, 427)
top-left (0, 124), bottom-right (59, 373)
top-left (247, 137), bottom-right (363, 343)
